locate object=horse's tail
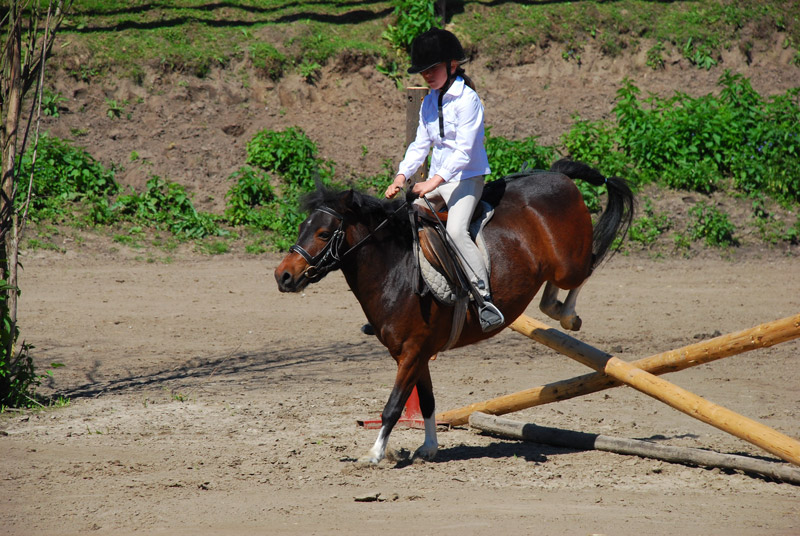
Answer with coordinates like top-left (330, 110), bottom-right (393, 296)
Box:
top-left (550, 158), bottom-right (635, 269)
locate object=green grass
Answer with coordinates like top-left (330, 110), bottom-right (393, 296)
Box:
top-left (458, 0), bottom-right (799, 64)
top-left (28, 0), bottom-right (800, 255)
top-left (58, 1), bottom-right (800, 82)
top-left (61, 1), bottom-right (393, 80)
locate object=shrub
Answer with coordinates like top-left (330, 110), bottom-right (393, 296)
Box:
top-left (243, 127), bottom-right (335, 248)
top-left (561, 116), bottom-right (631, 181)
top-left (382, 0), bottom-right (437, 52)
top-left (246, 126), bottom-right (334, 193)
top-left (628, 198), bottom-right (671, 246)
top-left (688, 202), bottom-right (737, 247)
top-left (42, 88), bottom-right (67, 117)
top-left (225, 166), bottom-right (274, 226)
top-left (17, 133), bottom-right (119, 222)
top-left (484, 128), bottom-right (557, 181)
top-left (114, 177), bottom-right (221, 239)
top-left (613, 73), bottom-right (800, 203)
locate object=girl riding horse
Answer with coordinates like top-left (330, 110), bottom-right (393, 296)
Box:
top-left (385, 28), bottom-right (504, 332)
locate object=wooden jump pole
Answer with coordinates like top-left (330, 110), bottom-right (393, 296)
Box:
top-left (514, 315), bottom-right (800, 465)
top-left (504, 314), bottom-right (800, 466)
top-left (437, 312), bottom-right (800, 426)
top-left (469, 412), bottom-right (800, 485)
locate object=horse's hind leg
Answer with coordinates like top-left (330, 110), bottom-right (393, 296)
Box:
top-left (539, 281), bottom-right (563, 320)
top-left (559, 282), bottom-right (585, 331)
top-left (538, 281), bottom-right (584, 331)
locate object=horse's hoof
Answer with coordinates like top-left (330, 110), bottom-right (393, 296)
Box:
top-left (360, 323), bottom-right (375, 336)
top-left (412, 445), bottom-right (438, 462)
top-left (561, 315), bottom-right (582, 331)
top-left (356, 455), bottom-right (381, 466)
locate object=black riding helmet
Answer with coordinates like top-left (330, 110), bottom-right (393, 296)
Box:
top-left (408, 28), bottom-right (469, 138)
top-left (407, 28), bottom-right (467, 74)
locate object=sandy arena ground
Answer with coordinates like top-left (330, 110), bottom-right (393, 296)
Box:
top-left (1, 249), bottom-right (798, 535)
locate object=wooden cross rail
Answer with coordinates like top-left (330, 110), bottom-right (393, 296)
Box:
top-left (437, 313), bottom-right (800, 466)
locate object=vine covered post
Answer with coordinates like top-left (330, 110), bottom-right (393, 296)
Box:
top-left (0, 0), bottom-right (72, 406)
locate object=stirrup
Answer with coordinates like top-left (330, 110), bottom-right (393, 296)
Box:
top-left (478, 301), bottom-right (505, 332)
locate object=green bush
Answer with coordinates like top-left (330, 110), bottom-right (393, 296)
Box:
top-left (17, 134), bottom-right (119, 221)
top-left (628, 198), bottom-right (671, 246)
top-left (243, 127), bottom-right (335, 248)
top-left (612, 73), bottom-right (800, 203)
top-left (246, 126), bottom-right (334, 193)
top-left (661, 157), bottom-right (719, 193)
top-left (114, 177), bottom-right (221, 239)
top-left (382, 0), bottom-right (437, 52)
top-left (42, 88), bottom-right (67, 117)
top-left (485, 128), bottom-right (557, 180)
top-left (561, 115), bottom-right (631, 181)
top-left (688, 202), bottom-right (737, 247)
top-left (225, 166), bottom-right (274, 226)
top-left (486, 129), bottom-right (605, 211)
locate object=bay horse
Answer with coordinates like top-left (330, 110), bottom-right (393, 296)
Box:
top-left (274, 159), bottom-right (634, 464)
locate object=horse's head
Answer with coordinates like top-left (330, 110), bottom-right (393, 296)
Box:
top-left (275, 184), bottom-right (411, 293)
top-left (274, 204), bottom-right (345, 293)
top-left (274, 187), bottom-right (369, 292)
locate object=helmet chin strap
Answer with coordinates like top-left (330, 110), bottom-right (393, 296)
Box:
top-left (437, 61), bottom-right (455, 138)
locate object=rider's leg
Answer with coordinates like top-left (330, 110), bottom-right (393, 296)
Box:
top-left (435, 177), bottom-right (504, 331)
top-left (437, 176), bottom-right (487, 289)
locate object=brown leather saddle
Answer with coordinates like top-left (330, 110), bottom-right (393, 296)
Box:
top-left (409, 202), bottom-right (493, 300)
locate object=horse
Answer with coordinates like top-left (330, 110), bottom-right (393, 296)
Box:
top-left (274, 158), bottom-right (634, 464)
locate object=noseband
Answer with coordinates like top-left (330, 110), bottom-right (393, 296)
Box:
top-left (289, 200), bottom-right (409, 283)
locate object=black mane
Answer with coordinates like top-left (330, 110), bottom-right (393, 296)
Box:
top-left (300, 184), bottom-right (413, 244)
top-left (298, 174), bottom-right (526, 244)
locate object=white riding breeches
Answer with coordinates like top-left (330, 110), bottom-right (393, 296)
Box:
top-left (418, 175), bottom-right (489, 294)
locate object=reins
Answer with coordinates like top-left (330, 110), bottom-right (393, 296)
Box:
top-left (290, 196), bottom-right (409, 282)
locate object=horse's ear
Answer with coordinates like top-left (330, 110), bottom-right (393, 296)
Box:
top-left (340, 189), bottom-right (361, 212)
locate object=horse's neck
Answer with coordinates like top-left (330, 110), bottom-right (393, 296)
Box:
top-left (341, 239), bottom-right (412, 318)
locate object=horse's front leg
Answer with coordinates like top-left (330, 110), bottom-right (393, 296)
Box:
top-left (360, 354), bottom-right (430, 465)
top-left (412, 361), bottom-right (438, 461)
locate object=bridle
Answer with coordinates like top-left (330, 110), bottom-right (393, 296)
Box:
top-left (289, 200), bottom-right (408, 283)
top-left (289, 206), bottom-right (346, 282)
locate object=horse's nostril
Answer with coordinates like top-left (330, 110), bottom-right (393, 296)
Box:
top-left (276, 270), bottom-right (294, 290)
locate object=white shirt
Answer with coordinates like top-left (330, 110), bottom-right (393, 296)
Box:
top-left (397, 77), bottom-right (491, 183)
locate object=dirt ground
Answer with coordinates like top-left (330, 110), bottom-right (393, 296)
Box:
top-left (1, 249), bottom-right (798, 535)
top-left (1, 28), bottom-right (800, 536)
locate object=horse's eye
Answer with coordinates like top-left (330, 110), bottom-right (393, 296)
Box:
top-left (319, 231), bottom-right (332, 241)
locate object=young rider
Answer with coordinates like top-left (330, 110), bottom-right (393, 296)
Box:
top-left (384, 28), bottom-right (504, 332)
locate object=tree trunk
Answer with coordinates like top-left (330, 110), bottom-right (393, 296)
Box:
top-left (1, 1), bottom-right (24, 366)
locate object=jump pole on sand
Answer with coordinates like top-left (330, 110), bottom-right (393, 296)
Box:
top-left (438, 313), bottom-right (800, 466)
top-left (438, 313), bottom-right (800, 425)
top-left (469, 412), bottom-right (800, 484)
